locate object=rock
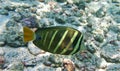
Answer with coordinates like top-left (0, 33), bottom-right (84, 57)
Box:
top-left (106, 64), bottom-right (120, 71)
top-left (98, 19), bottom-right (110, 34)
top-left (63, 59), bottom-right (75, 71)
top-left (24, 67), bottom-right (33, 71)
top-left (4, 47), bottom-right (33, 62)
top-left (96, 6), bottom-right (106, 18)
top-left (4, 62), bottom-right (24, 71)
top-left (39, 18), bottom-right (54, 27)
top-left (117, 33), bottom-right (120, 41)
top-left (5, 19), bottom-right (25, 47)
top-left (30, 7), bottom-right (37, 13)
top-left (87, 2), bottom-right (101, 13)
top-left (22, 58), bottom-right (37, 67)
top-left (5, 30), bottom-right (25, 47)
top-left (113, 15), bottom-right (120, 23)
top-left (21, 16), bottom-right (39, 28)
top-left (72, 21), bottom-right (81, 26)
top-left (45, 12), bottom-right (56, 18)
top-left (38, 0), bottom-right (44, 2)
top-left (64, 10), bottom-right (73, 16)
top-left (74, 58), bottom-right (97, 71)
top-left (86, 16), bottom-right (97, 28)
top-left (75, 51), bottom-right (93, 62)
top-left (109, 40), bottom-right (119, 46)
top-left (0, 9), bottom-right (8, 15)
top-left (74, 1), bottom-right (86, 10)
top-left (101, 44), bottom-right (120, 63)
top-left (56, 67), bottom-right (62, 71)
top-left (48, 55), bottom-right (62, 64)
top-left (96, 69), bottom-right (105, 71)
top-left (27, 42), bottom-right (41, 55)
top-left (20, 52), bottom-right (51, 69)
top-left (4, 48), bottom-right (20, 62)
top-left (84, 26), bottom-right (93, 33)
top-left (21, 53), bottom-right (50, 68)
top-left (56, 0), bottom-right (67, 3)
top-left (5, 19), bottom-right (17, 29)
top-left (75, 50), bottom-right (99, 71)
top-left (73, 10), bottom-right (83, 17)
top-left (94, 34), bottom-right (104, 43)
top-left (9, 12), bottom-right (22, 21)
top-left (67, 17), bottom-right (76, 23)
top-left (4, 5), bottom-right (16, 11)
top-left (20, 4), bottom-right (30, 9)
top-left (108, 25), bottom-right (120, 33)
top-left (0, 55), bottom-right (4, 69)
top-left (96, 58), bottom-right (107, 69)
top-left (0, 48), bottom-right (4, 55)
top-left (108, 5), bottom-right (120, 23)
top-left (112, 0), bottom-right (120, 3)
top-left (92, 28), bottom-right (104, 35)
top-left (43, 61), bottom-right (52, 66)
top-left (0, 35), bottom-right (6, 46)
top-left (0, 15), bottom-right (10, 28)
top-left (36, 3), bottom-right (50, 16)
top-left (72, 0), bottom-right (80, 4)
top-left (55, 15), bottom-right (66, 24)
top-left (36, 66), bottom-right (56, 71)
top-left (67, 0), bottom-right (74, 4)
top-left (0, 15), bottom-right (10, 46)
top-left (86, 66), bottom-right (96, 71)
top-left (86, 44), bottom-right (96, 53)
top-left (17, 8), bottom-right (31, 18)
top-left (74, 61), bottom-right (85, 70)
top-left (0, 0), bottom-right (120, 71)
top-left (48, 55), bottom-right (64, 68)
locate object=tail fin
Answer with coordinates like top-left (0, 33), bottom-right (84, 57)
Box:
top-left (23, 27), bottom-right (35, 42)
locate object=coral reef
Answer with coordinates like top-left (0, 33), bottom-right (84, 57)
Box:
top-left (0, 0), bottom-right (120, 71)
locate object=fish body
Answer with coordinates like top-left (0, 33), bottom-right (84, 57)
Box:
top-left (24, 26), bottom-right (83, 55)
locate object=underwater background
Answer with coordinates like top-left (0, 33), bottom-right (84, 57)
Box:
top-left (0, 0), bottom-right (120, 71)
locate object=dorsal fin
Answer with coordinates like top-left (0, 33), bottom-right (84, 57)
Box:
top-left (23, 27), bottom-right (35, 42)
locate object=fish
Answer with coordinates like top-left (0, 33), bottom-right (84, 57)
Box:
top-left (23, 26), bottom-right (83, 55)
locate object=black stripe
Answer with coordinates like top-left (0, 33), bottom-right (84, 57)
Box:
top-left (62, 30), bottom-right (79, 55)
top-left (72, 34), bottom-right (83, 54)
top-left (45, 31), bottom-right (55, 49)
top-left (51, 29), bottom-right (66, 54)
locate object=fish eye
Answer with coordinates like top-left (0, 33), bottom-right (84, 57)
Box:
top-left (36, 34), bottom-right (41, 40)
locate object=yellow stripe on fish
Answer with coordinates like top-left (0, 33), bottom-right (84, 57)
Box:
top-left (23, 26), bottom-right (83, 55)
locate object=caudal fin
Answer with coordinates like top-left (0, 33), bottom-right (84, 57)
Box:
top-left (23, 27), bottom-right (35, 42)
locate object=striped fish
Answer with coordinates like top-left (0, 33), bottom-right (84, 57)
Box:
top-left (23, 26), bottom-right (83, 55)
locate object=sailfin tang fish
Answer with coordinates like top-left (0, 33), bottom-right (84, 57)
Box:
top-left (23, 26), bottom-right (83, 55)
